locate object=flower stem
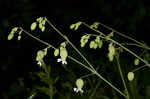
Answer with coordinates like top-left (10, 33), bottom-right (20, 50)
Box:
top-left (115, 54), bottom-right (130, 99)
top-left (68, 56), bottom-right (127, 98)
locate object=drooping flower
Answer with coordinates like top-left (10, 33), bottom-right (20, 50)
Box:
top-left (73, 78), bottom-right (84, 93)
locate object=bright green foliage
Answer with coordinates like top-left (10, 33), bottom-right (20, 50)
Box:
top-left (80, 35), bottom-right (90, 47)
top-left (76, 78), bottom-right (84, 89)
top-left (127, 72), bottom-right (134, 81)
top-left (70, 22), bottom-right (82, 30)
top-left (90, 22), bottom-right (100, 29)
top-left (54, 49), bottom-right (59, 57)
top-left (108, 43), bottom-right (115, 62)
top-left (30, 22), bottom-right (37, 31)
top-left (36, 50), bottom-right (45, 61)
top-left (134, 58), bottom-right (140, 65)
top-left (8, 27), bottom-right (18, 40)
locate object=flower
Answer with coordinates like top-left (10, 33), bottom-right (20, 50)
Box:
top-left (37, 60), bottom-right (44, 67)
top-left (73, 78), bottom-right (84, 93)
top-left (73, 87), bottom-right (84, 93)
top-left (57, 58), bottom-right (67, 64)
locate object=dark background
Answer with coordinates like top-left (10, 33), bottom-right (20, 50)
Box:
top-left (0, 0), bottom-right (150, 98)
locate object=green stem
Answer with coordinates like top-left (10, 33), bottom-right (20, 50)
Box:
top-left (45, 18), bottom-right (96, 71)
top-left (68, 56), bottom-right (127, 98)
top-left (132, 65), bottom-right (147, 72)
top-left (90, 22), bottom-right (149, 49)
top-left (20, 27), bottom-right (56, 49)
top-left (82, 22), bottom-right (150, 64)
top-left (80, 73), bottom-right (95, 79)
top-left (121, 43), bottom-right (150, 50)
top-left (115, 54), bottom-right (130, 99)
top-left (20, 20), bottom-right (126, 98)
top-left (87, 33), bottom-right (150, 68)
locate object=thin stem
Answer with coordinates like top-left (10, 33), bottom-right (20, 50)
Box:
top-left (82, 22), bottom-right (150, 63)
top-left (121, 43), bottom-right (150, 50)
top-left (20, 20), bottom-right (126, 98)
top-left (115, 54), bottom-right (130, 99)
top-left (87, 33), bottom-right (150, 68)
top-left (132, 65), bottom-right (147, 72)
top-left (68, 56), bottom-right (127, 98)
top-left (80, 73), bottom-right (95, 79)
top-left (20, 27), bottom-right (56, 49)
top-left (92, 22), bottom-right (148, 49)
top-left (45, 18), bottom-right (96, 71)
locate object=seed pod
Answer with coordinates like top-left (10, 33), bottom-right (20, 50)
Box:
top-left (17, 35), bottom-right (21, 40)
top-left (134, 58), bottom-right (140, 65)
top-left (127, 72), bottom-right (134, 81)
top-left (30, 22), bottom-right (37, 31)
top-left (54, 49), bottom-right (59, 57)
top-left (8, 33), bottom-right (14, 40)
top-left (76, 78), bottom-right (84, 89)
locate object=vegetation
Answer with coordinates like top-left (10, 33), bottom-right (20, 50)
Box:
top-left (6, 17), bottom-right (150, 99)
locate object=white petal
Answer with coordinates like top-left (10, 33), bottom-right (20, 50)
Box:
top-left (37, 61), bottom-right (42, 67)
top-left (79, 89), bottom-right (84, 93)
top-left (73, 88), bottom-right (77, 92)
top-left (57, 58), bottom-right (62, 62)
top-left (62, 61), bottom-right (67, 64)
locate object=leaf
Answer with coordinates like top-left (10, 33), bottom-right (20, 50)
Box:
top-left (30, 22), bottom-right (37, 31)
top-left (54, 49), bottom-right (59, 57)
top-left (127, 72), bottom-right (134, 81)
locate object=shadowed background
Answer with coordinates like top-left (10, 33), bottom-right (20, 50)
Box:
top-left (0, 0), bottom-right (150, 98)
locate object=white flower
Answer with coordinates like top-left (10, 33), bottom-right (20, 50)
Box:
top-left (73, 78), bottom-right (84, 93)
top-left (37, 60), bottom-right (44, 67)
top-left (73, 87), bottom-right (84, 93)
top-left (57, 58), bottom-right (67, 64)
